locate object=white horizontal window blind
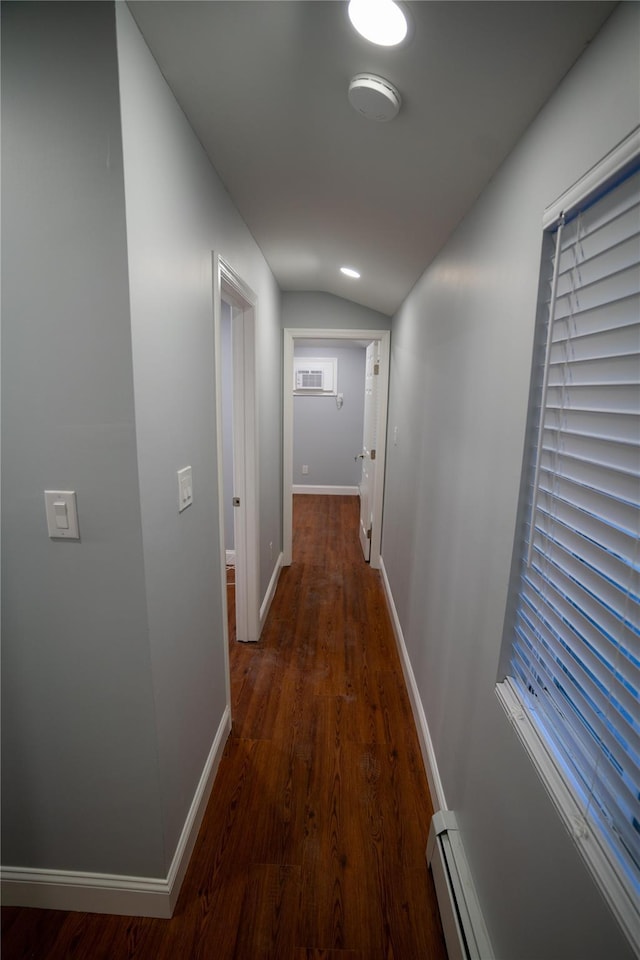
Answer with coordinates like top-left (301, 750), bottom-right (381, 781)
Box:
top-left (506, 156), bottom-right (639, 932)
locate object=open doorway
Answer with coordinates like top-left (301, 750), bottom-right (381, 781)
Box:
top-left (282, 328), bottom-right (390, 569)
top-left (213, 254), bottom-right (260, 648)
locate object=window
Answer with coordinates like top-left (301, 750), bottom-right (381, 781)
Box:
top-left (498, 132), bottom-right (639, 953)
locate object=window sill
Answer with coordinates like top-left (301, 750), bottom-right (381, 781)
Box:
top-left (495, 678), bottom-right (639, 956)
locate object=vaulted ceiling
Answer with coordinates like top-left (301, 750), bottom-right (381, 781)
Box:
top-left (128, 1), bottom-right (616, 315)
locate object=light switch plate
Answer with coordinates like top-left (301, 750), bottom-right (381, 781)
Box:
top-left (45, 490), bottom-right (80, 539)
top-left (178, 466), bottom-right (193, 512)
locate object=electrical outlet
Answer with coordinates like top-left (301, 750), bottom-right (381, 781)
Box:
top-left (302, 464), bottom-right (309, 475)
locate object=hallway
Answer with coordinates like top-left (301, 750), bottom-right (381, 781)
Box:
top-left (2, 495), bottom-right (447, 959)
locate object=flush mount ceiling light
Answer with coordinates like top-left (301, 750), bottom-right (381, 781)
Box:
top-left (340, 266), bottom-right (361, 279)
top-left (348, 73), bottom-right (401, 122)
top-left (348, 0), bottom-right (408, 47)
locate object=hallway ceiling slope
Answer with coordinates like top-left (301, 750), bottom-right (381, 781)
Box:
top-left (128, 0), bottom-right (615, 316)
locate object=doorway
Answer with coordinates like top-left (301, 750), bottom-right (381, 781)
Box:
top-left (214, 254), bottom-right (260, 647)
top-left (282, 328), bottom-right (390, 569)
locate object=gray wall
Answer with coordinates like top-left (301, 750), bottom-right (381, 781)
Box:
top-left (2, 0), bottom-right (282, 884)
top-left (381, 5), bottom-right (639, 959)
top-left (1, 2), bottom-right (164, 877)
top-left (293, 344), bottom-right (366, 487)
top-left (116, 2), bottom-right (282, 869)
top-left (282, 290), bottom-right (390, 331)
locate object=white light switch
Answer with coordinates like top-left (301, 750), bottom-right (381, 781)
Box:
top-left (177, 466), bottom-right (193, 512)
top-left (54, 500), bottom-right (69, 529)
top-left (45, 490), bottom-right (80, 539)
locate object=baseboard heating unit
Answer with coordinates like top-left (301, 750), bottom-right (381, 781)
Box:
top-left (427, 810), bottom-right (494, 960)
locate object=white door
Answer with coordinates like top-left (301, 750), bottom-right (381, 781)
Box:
top-left (359, 340), bottom-right (379, 561)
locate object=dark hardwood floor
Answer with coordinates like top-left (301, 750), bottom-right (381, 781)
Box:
top-left (2, 495), bottom-right (448, 959)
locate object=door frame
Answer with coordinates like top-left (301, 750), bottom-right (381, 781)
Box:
top-left (358, 339), bottom-right (380, 562)
top-left (283, 328), bottom-right (390, 569)
top-left (213, 253), bottom-right (260, 647)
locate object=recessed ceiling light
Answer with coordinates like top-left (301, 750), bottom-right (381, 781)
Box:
top-left (348, 0), bottom-right (408, 47)
top-left (341, 266), bottom-right (361, 279)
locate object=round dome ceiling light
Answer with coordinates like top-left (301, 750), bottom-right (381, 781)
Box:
top-left (340, 266), bottom-right (361, 279)
top-left (348, 0), bottom-right (408, 47)
top-left (348, 74), bottom-right (401, 122)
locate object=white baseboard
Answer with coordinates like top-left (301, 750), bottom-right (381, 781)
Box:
top-left (292, 485), bottom-right (358, 496)
top-left (1, 706), bottom-right (232, 918)
top-left (260, 551), bottom-right (283, 628)
top-left (225, 549), bottom-right (236, 567)
top-left (0, 866), bottom-right (174, 918)
top-left (379, 556), bottom-right (447, 813)
top-left (164, 705), bottom-right (231, 914)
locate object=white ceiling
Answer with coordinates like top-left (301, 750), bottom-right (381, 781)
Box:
top-left (128, 0), bottom-right (616, 316)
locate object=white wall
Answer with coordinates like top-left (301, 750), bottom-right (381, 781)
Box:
top-left (381, 6), bottom-right (639, 959)
top-left (293, 344), bottom-right (366, 487)
top-left (282, 290), bottom-right (390, 332)
top-left (1, 1), bottom-right (164, 877)
top-left (116, 3), bottom-right (282, 868)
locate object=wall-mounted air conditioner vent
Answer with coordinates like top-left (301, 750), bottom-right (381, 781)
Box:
top-left (293, 357), bottom-right (337, 396)
top-left (296, 369), bottom-right (324, 390)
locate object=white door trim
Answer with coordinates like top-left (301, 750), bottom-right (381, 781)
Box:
top-left (213, 254), bottom-right (260, 648)
top-left (283, 328), bottom-right (390, 569)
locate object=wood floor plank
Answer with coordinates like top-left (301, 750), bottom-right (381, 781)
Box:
top-left (35, 911), bottom-right (154, 960)
top-left (298, 951), bottom-right (361, 960)
top-left (1, 495), bottom-right (447, 960)
top-left (298, 696), bottom-right (352, 952)
top-left (232, 863), bottom-right (302, 960)
top-left (239, 740), bottom-right (308, 868)
top-left (154, 869), bottom-right (248, 960)
top-left (0, 907), bottom-right (70, 960)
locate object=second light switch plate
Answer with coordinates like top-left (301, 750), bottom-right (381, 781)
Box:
top-left (45, 490), bottom-right (80, 539)
top-left (177, 466), bottom-right (193, 512)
